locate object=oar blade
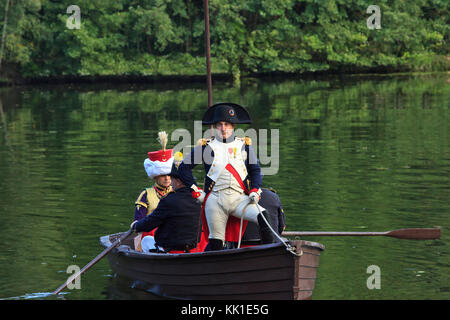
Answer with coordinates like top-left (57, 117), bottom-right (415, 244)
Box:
top-left (387, 228), bottom-right (441, 240)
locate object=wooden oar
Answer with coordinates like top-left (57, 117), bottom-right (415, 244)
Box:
top-left (282, 228), bottom-right (441, 240)
top-left (52, 229), bottom-right (133, 295)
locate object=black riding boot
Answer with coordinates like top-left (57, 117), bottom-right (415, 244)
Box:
top-left (257, 211), bottom-right (275, 244)
top-left (205, 238), bottom-right (224, 251)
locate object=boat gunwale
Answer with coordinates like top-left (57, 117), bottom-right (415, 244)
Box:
top-left (100, 232), bottom-right (324, 260)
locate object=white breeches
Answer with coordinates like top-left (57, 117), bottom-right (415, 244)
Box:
top-left (204, 188), bottom-right (265, 241)
top-left (141, 236), bottom-right (164, 252)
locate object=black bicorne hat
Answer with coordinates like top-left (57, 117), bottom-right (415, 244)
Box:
top-left (202, 102), bottom-right (251, 125)
top-left (169, 162), bottom-right (180, 179)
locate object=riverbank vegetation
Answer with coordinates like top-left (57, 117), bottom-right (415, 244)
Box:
top-left (0, 0), bottom-right (448, 83)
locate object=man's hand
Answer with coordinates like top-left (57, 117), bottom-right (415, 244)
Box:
top-left (130, 220), bottom-right (138, 232)
top-left (191, 184), bottom-right (206, 204)
top-left (249, 188), bottom-right (262, 204)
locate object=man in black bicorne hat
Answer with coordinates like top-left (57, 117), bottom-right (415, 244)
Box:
top-left (178, 102), bottom-right (276, 251)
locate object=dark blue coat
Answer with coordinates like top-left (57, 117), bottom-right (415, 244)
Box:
top-left (178, 137), bottom-right (262, 194)
top-left (134, 187), bottom-right (201, 250)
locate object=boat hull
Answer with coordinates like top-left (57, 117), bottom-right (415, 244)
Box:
top-left (100, 233), bottom-right (324, 300)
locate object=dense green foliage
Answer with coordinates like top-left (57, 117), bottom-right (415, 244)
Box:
top-left (0, 0), bottom-right (448, 79)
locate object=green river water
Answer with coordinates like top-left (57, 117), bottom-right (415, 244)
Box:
top-left (0, 73), bottom-right (448, 300)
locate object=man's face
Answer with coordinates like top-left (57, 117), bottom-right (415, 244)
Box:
top-left (215, 121), bottom-right (235, 140)
top-left (155, 175), bottom-right (171, 188)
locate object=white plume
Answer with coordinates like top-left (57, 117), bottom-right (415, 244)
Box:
top-left (157, 131), bottom-right (168, 150)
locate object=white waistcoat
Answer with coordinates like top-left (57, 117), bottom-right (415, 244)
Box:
top-left (206, 138), bottom-right (248, 192)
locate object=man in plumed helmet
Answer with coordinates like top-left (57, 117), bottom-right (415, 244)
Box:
top-left (130, 153), bottom-right (202, 253)
top-left (134, 132), bottom-right (174, 223)
top-left (177, 102), bottom-right (275, 251)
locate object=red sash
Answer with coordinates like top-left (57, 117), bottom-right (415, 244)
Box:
top-left (225, 164), bottom-right (249, 194)
top-left (198, 164), bottom-right (249, 250)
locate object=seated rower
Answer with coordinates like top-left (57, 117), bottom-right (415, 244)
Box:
top-left (130, 157), bottom-right (202, 254)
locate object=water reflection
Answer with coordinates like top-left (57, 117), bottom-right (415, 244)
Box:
top-left (105, 276), bottom-right (173, 300)
top-left (0, 73), bottom-right (448, 299)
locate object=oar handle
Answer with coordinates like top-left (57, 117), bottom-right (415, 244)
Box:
top-left (282, 231), bottom-right (386, 237)
top-left (52, 229), bottom-right (133, 295)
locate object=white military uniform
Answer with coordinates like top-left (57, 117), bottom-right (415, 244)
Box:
top-left (204, 137), bottom-right (265, 241)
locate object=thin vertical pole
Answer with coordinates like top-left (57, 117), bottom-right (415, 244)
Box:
top-left (0, 0), bottom-right (11, 71)
top-left (204, 0), bottom-right (213, 107)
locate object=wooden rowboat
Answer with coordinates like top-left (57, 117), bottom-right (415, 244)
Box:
top-left (100, 233), bottom-right (324, 300)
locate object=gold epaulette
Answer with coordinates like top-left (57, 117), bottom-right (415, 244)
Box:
top-left (196, 138), bottom-right (211, 146)
top-left (236, 136), bottom-right (252, 145)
